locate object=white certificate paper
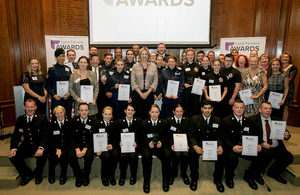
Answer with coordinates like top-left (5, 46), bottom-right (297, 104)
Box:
top-left (270, 121), bottom-right (286, 140)
top-left (242, 135), bottom-right (258, 156)
top-left (202, 141), bottom-right (218, 161)
top-left (118, 84), bottom-right (130, 101)
top-left (239, 89), bottom-right (254, 105)
top-left (173, 134), bottom-right (188, 152)
top-left (121, 133), bottom-right (135, 153)
top-left (166, 80), bottom-right (179, 97)
top-left (154, 98), bottom-right (163, 110)
top-left (268, 91), bottom-right (283, 109)
top-left (209, 85), bottom-right (222, 101)
top-left (191, 78), bottom-right (206, 95)
top-left (93, 133), bottom-right (108, 153)
top-left (56, 81), bottom-right (69, 97)
top-left (81, 85), bottom-right (93, 103)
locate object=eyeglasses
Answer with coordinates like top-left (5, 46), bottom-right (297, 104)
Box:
top-left (238, 59), bottom-right (245, 62)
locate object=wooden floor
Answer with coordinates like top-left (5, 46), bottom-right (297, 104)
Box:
top-left (0, 126), bottom-right (300, 195)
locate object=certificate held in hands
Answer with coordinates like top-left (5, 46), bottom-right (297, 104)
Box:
top-left (93, 133), bottom-right (108, 153)
top-left (121, 133), bottom-right (135, 153)
top-left (57, 81), bottom-right (69, 97)
top-left (81, 85), bottom-right (93, 103)
top-left (270, 121), bottom-right (286, 140)
top-left (209, 85), bottom-right (222, 101)
top-left (118, 84), bottom-right (130, 101)
top-left (191, 78), bottom-right (206, 95)
top-left (268, 91), bottom-right (283, 109)
top-left (173, 134), bottom-right (188, 152)
top-left (202, 141), bottom-right (218, 161)
top-left (166, 80), bottom-right (179, 97)
top-left (239, 89), bottom-right (254, 105)
top-left (242, 135), bottom-right (258, 156)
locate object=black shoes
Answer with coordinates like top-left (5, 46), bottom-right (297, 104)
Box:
top-left (83, 177), bottom-right (90, 186)
top-left (35, 175), bottom-right (43, 185)
top-left (102, 177), bottom-right (109, 186)
top-left (143, 181), bottom-right (150, 193)
top-left (163, 179), bottom-right (169, 192)
top-left (190, 180), bottom-right (197, 191)
top-left (75, 177), bottom-right (82, 187)
top-left (169, 177), bottom-right (174, 185)
top-left (182, 176), bottom-right (190, 185)
top-left (119, 178), bottom-right (125, 186)
top-left (225, 179), bottom-right (234, 188)
top-left (214, 180), bottom-right (225, 193)
top-left (267, 173), bottom-right (287, 184)
top-left (243, 175), bottom-right (258, 190)
top-left (60, 176), bottom-right (67, 185)
top-left (255, 176), bottom-right (264, 185)
top-left (130, 177), bottom-right (136, 185)
top-left (20, 173), bottom-right (34, 186)
top-left (48, 175), bottom-right (55, 184)
top-left (109, 177), bottom-right (116, 185)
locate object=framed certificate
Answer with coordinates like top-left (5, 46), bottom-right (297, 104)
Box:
top-left (80, 85), bottom-right (93, 103)
top-left (93, 133), bottom-right (108, 153)
top-left (166, 80), bottom-right (179, 97)
top-left (120, 133), bottom-right (135, 153)
top-left (56, 81), bottom-right (69, 97)
top-left (118, 84), bottom-right (130, 101)
top-left (202, 141), bottom-right (218, 161)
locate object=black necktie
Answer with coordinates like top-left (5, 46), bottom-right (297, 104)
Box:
top-left (265, 120), bottom-right (272, 145)
top-left (176, 120), bottom-right (179, 125)
top-left (28, 117), bottom-right (31, 124)
top-left (171, 69), bottom-right (175, 80)
top-left (129, 122), bottom-right (132, 127)
top-left (61, 65), bottom-right (67, 80)
top-left (206, 119), bottom-right (208, 126)
top-left (238, 120), bottom-right (242, 127)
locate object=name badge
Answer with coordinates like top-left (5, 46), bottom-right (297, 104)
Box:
top-left (124, 75), bottom-right (129, 79)
top-left (19, 129), bottom-right (23, 133)
top-left (243, 127), bottom-right (250, 131)
top-left (202, 72), bottom-right (206, 76)
top-left (252, 76), bottom-right (258, 80)
top-left (85, 124), bottom-right (91, 130)
top-left (170, 126), bottom-right (177, 131)
top-left (175, 72), bottom-right (180, 76)
top-left (122, 128), bottom-right (129, 133)
top-left (32, 77), bottom-right (37, 81)
top-left (185, 68), bottom-right (191, 72)
top-left (147, 134), bottom-right (153, 138)
top-left (53, 130), bottom-right (60, 135)
top-left (209, 79), bottom-right (214, 83)
top-left (130, 68), bottom-right (132, 72)
top-left (75, 78), bottom-right (80, 83)
top-left (99, 128), bottom-right (105, 133)
top-left (65, 68), bottom-right (69, 72)
top-left (109, 71), bottom-right (114, 75)
top-left (213, 123), bottom-right (219, 128)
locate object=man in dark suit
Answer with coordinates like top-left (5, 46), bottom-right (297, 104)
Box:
top-left (8, 99), bottom-right (48, 186)
top-left (222, 99), bottom-right (268, 190)
top-left (249, 101), bottom-right (293, 184)
top-left (188, 100), bottom-right (225, 192)
top-left (157, 43), bottom-right (170, 62)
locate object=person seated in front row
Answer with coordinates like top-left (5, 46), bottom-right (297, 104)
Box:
top-left (8, 99), bottom-right (48, 186)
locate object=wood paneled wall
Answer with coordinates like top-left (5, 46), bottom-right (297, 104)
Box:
top-left (0, 0), bottom-right (299, 127)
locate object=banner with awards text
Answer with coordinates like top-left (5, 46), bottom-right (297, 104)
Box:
top-left (45, 36), bottom-right (89, 69)
top-left (220, 37), bottom-right (266, 56)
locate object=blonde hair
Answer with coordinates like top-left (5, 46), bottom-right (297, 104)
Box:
top-left (102, 106), bottom-right (113, 119)
top-left (53, 105), bottom-right (66, 116)
top-left (138, 47), bottom-right (151, 62)
top-left (27, 57), bottom-right (42, 77)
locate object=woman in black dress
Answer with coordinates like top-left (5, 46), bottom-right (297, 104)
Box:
top-left (21, 57), bottom-right (47, 114)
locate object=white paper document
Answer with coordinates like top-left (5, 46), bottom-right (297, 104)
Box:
top-left (209, 85), bottom-right (222, 101)
top-left (121, 133), bottom-right (135, 153)
top-left (154, 98), bottom-right (163, 110)
top-left (268, 91), bottom-right (283, 109)
top-left (191, 78), bottom-right (206, 95)
top-left (239, 89), bottom-right (254, 105)
top-left (166, 80), bottom-right (179, 97)
top-left (270, 121), bottom-right (286, 140)
top-left (242, 135), bottom-right (258, 156)
top-left (56, 81), bottom-right (69, 97)
top-left (93, 133), bottom-right (108, 153)
top-left (173, 134), bottom-right (188, 152)
top-left (118, 84), bottom-right (130, 101)
top-left (202, 141), bottom-right (218, 161)
top-left (81, 85), bottom-right (93, 103)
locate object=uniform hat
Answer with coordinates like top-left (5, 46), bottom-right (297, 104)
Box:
top-left (55, 48), bottom-right (65, 57)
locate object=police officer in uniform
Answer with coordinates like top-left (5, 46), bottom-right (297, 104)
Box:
top-left (188, 100), bottom-right (225, 192)
top-left (8, 99), bottom-right (48, 186)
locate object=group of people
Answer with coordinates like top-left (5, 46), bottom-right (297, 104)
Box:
top-left (10, 43), bottom-right (296, 193)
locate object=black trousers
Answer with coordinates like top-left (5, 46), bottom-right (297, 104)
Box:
top-left (132, 90), bottom-right (154, 119)
top-left (223, 149), bottom-right (270, 179)
top-left (140, 146), bottom-right (171, 182)
top-left (119, 151), bottom-right (139, 178)
top-left (170, 150), bottom-right (189, 178)
top-left (70, 147), bottom-right (94, 178)
top-left (99, 147), bottom-right (119, 179)
top-left (260, 144), bottom-right (294, 176)
top-left (9, 143), bottom-right (47, 178)
top-left (182, 88), bottom-right (201, 118)
top-left (48, 147), bottom-right (69, 177)
top-left (189, 147), bottom-right (225, 181)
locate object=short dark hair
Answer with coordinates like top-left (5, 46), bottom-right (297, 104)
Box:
top-left (78, 56), bottom-right (90, 64)
top-left (225, 54), bottom-right (234, 61)
top-left (259, 101), bottom-right (271, 108)
top-left (104, 52), bottom-right (113, 58)
top-left (125, 103), bottom-right (135, 110)
top-left (197, 50), bottom-right (205, 55)
top-left (78, 102), bottom-right (89, 110)
top-left (201, 100), bottom-right (212, 108)
top-left (173, 104), bottom-right (184, 111)
top-left (24, 98), bottom-right (36, 106)
top-left (233, 99), bottom-right (244, 105)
